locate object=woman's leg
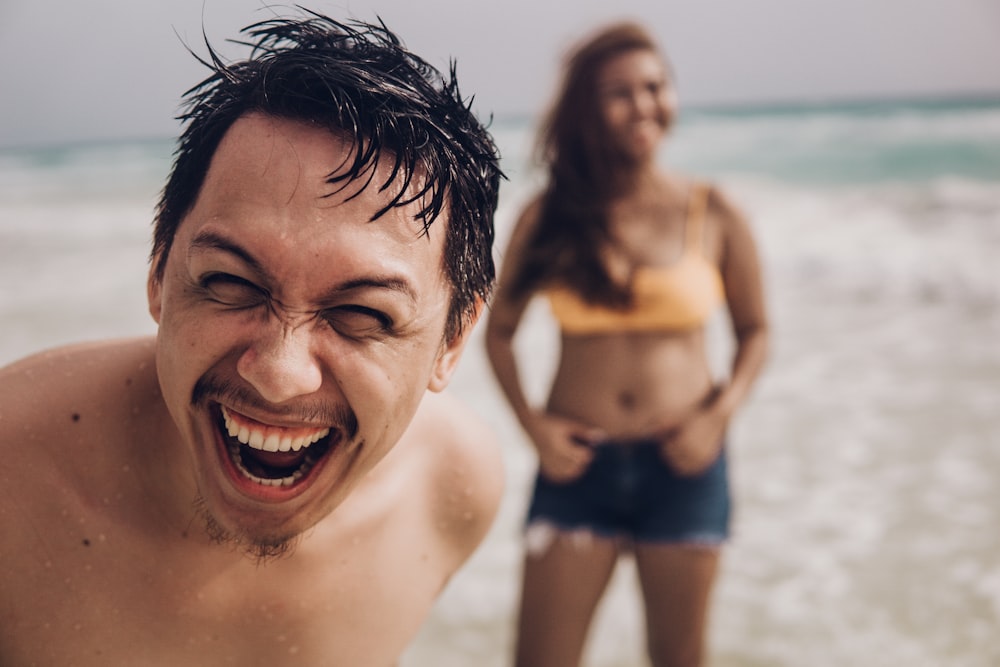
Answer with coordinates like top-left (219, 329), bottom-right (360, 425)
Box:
top-left (513, 530), bottom-right (620, 667)
top-left (633, 543), bottom-right (721, 667)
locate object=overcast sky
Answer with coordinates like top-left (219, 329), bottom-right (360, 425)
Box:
top-left (1, 0), bottom-right (999, 147)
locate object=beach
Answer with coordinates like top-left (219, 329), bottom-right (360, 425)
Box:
top-left (2, 99), bottom-right (999, 666)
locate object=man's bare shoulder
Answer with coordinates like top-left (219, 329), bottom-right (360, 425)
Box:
top-left (0, 337), bottom-right (163, 460)
top-left (1, 336), bottom-right (157, 378)
top-left (410, 391), bottom-right (504, 487)
top-left (1, 335), bottom-right (158, 397)
top-left (406, 391), bottom-right (505, 560)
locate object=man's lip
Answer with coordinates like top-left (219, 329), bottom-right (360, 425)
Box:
top-left (219, 403), bottom-right (333, 432)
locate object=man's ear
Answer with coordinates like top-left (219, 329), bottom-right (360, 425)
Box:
top-left (427, 297), bottom-right (485, 393)
top-left (147, 260), bottom-right (163, 325)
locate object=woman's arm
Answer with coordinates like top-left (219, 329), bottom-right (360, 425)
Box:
top-left (660, 185), bottom-right (769, 476)
top-left (485, 197), bottom-right (597, 481)
top-left (484, 197), bottom-right (543, 429)
top-left (710, 185), bottom-right (770, 422)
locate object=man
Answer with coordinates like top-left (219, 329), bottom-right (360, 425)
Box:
top-left (0, 11), bottom-right (504, 666)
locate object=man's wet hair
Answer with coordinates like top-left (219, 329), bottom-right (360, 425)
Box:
top-left (152, 9), bottom-right (502, 341)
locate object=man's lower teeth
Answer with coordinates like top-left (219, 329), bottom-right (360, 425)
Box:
top-left (229, 445), bottom-right (314, 487)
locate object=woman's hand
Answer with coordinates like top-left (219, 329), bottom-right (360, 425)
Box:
top-left (525, 412), bottom-right (605, 483)
top-left (657, 405), bottom-right (728, 477)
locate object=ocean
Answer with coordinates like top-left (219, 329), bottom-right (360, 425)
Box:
top-left (2, 98), bottom-right (999, 666)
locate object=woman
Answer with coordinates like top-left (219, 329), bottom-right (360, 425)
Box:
top-left (485, 22), bottom-right (769, 667)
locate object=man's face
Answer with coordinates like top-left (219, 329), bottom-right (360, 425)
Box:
top-left (148, 113), bottom-right (470, 554)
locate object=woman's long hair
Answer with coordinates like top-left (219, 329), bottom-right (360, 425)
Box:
top-left (506, 22), bottom-right (661, 305)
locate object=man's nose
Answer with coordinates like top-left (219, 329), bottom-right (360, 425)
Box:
top-left (236, 318), bottom-right (323, 405)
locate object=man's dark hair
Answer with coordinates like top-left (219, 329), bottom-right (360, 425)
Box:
top-left (152, 8), bottom-right (502, 341)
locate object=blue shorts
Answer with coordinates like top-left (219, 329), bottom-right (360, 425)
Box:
top-left (526, 439), bottom-right (730, 545)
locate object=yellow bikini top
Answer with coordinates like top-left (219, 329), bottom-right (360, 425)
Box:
top-left (547, 185), bottom-right (725, 334)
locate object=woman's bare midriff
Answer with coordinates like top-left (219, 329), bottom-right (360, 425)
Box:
top-left (546, 330), bottom-right (715, 439)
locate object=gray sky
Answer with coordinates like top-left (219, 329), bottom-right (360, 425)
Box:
top-left (1, 0), bottom-right (999, 147)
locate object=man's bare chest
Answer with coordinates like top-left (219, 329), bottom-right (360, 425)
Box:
top-left (2, 501), bottom-right (448, 666)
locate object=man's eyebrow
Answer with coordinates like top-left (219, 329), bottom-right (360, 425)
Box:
top-left (188, 231), bottom-right (273, 282)
top-left (329, 277), bottom-right (418, 304)
top-left (190, 230), bottom-right (419, 303)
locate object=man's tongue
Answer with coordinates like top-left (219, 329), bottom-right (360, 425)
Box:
top-left (240, 445), bottom-right (308, 479)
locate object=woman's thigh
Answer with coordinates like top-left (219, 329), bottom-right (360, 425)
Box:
top-left (514, 529), bottom-right (620, 667)
top-left (633, 543), bottom-right (721, 667)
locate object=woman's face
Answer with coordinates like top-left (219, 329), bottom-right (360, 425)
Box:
top-left (596, 48), bottom-right (677, 163)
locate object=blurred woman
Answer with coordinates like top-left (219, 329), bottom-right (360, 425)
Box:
top-left (485, 21), bottom-right (769, 667)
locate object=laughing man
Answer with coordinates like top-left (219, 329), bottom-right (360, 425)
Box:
top-left (0, 10), bottom-right (504, 666)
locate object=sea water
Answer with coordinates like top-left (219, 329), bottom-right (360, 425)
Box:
top-left (2, 99), bottom-right (998, 666)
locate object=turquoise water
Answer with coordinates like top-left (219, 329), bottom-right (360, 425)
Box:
top-left (673, 98), bottom-right (1000, 184)
top-left (3, 96), bottom-right (999, 199)
top-left (490, 96), bottom-right (1000, 186)
top-left (2, 97), bottom-right (999, 666)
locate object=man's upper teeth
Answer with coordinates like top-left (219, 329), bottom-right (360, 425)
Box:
top-left (221, 406), bottom-right (330, 453)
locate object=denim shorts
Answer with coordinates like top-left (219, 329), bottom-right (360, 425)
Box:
top-left (526, 439), bottom-right (730, 545)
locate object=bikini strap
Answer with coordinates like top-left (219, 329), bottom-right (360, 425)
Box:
top-left (685, 183), bottom-right (710, 251)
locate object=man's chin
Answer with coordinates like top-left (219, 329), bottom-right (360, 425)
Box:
top-left (194, 494), bottom-right (301, 563)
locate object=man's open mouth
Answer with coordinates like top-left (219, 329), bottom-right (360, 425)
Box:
top-left (218, 405), bottom-right (337, 487)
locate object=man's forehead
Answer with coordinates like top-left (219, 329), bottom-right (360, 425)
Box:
top-left (211, 113), bottom-right (435, 213)
top-left (180, 113), bottom-right (449, 256)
